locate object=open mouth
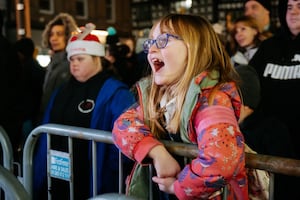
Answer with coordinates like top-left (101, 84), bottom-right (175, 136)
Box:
top-left (237, 38), bottom-right (244, 44)
top-left (152, 58), bottom-right (165, 72)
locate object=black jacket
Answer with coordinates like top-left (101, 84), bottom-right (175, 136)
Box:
top-left (249, 0), bottom-right (300, 158)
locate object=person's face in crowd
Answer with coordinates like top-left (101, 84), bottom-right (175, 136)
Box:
top-left (49, 25), bottom-right (66, 52)
top-left (234, 22), bottom-right (258, 48)
top-left (146, 23), bottom-right (187, 86)
top-left (123, 38), bottom-right (135, 57)
top-left (69, 54), bottom-right (101, 82)
top-left (226, 12), bottom-right (235, 32)
top-left (104, 48), bottom-right (115, 63)
top-left (244, 1), bottom-right (269, 30)
top-left (286, 0), bottom-right (300, 36)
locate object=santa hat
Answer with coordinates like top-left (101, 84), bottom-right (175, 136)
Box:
top-left (66, 23), bottom-right (105, 60)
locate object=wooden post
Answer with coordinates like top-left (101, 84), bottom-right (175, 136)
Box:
top-left (15, 0), bottom-right (31, 39)
top-left (24, 0), bottom-right (31, 37)
top-left (15, 0), bottom-right (24, 39)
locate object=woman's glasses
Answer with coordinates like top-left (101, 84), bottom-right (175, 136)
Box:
top-left (143, 33), bottom-right (182, 53)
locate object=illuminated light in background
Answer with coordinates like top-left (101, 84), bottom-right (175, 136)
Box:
top-left (37, 55), bottom-right (51, 67)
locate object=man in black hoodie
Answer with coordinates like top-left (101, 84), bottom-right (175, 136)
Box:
top-left (249, 0), bottom-right (300, 199)
top-left (236, 64), bottom-right (297, 200)
top-left (250, 0), bottom-right (300, 159)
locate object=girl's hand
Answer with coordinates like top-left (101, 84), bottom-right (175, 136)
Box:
top-left (152, 176), bottom-right (176, 194)
top-left (148, 145), bottom-right (181, 178)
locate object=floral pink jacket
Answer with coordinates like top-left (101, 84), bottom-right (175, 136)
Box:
top-left (113, 72), bottom-right (248, 200)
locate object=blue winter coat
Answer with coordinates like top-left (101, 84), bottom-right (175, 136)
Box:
top-left (33, 77), bottom-right (135, 199)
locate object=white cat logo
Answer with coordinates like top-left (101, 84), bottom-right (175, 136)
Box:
top-left (291, 54), bottom-right (300, 62)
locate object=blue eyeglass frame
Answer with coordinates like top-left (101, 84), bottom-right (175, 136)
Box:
top-left (143, 33), bottom-right (182, 53)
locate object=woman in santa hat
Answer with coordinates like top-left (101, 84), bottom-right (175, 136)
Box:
top-left (33, 23), bottom-right (135, 200)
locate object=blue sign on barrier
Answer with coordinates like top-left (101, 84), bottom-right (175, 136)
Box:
top-left (50, 150), bottom-right (71, 181)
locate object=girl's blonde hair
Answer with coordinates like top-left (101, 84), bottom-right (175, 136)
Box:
top-left (146, 13), bottom-right (237, 138)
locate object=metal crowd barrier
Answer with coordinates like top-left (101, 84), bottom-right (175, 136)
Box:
top-left (0, 126), bottom-right (30, 200)
top-left (0, 165), bottom-right (30, 200)
top-left (161, 140), bottom-right (300, 177)
top-left (161, 140), bottom-right (300, 200)
top-left (20, 123), bottom-right (300, 200)
top-left (22, 123), bottom-right (126, 200)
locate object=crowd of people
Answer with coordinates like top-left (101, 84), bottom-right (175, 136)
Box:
top-left (0, 0), bottom-right (299, 199)
top-left (228, 0), bottom-right (300, 199)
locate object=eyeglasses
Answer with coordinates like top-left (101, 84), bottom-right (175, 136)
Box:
top-left (143, 33), bottom-right (182, 53)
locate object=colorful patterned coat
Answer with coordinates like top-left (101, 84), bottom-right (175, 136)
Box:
top-left (113, 71), bottom-right (248, 200)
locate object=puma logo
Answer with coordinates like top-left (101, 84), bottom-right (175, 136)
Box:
top-left (292, 54), bottom-right (300, 62)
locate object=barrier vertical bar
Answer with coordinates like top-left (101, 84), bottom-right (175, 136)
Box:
top-left (149, 165), bottom-right (153, 200)
top-left (269, 173), bottom-right (274, 200)
top-left (222, 185), bottom-right (228, 199)
top-left (47, 133), bottom-right (51, 200)
top-left (92, 140), bottom-right (97, 197)
top-left (0, 126), bottom-right (14, 171)
top-left (69, 137), bottom-right (74, 200)
top-left (0, 126), bottom-right (15, 200)
top-left (118, 151), bottom-right (123, 194)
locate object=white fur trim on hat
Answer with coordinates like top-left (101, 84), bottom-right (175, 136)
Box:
top-left (66, 40), bottom-right (105, 60)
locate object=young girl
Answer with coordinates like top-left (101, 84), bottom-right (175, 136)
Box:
top-left (113, 14), bottom-right (248, 199)
top-left (231, 16), bottom-right (263, 67)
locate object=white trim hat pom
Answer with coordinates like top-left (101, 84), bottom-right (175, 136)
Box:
top-left (66, 23), bottom-right (105, 60)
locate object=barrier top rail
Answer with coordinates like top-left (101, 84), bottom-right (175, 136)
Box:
top-left (161, 140), bottom-right (300, 177)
